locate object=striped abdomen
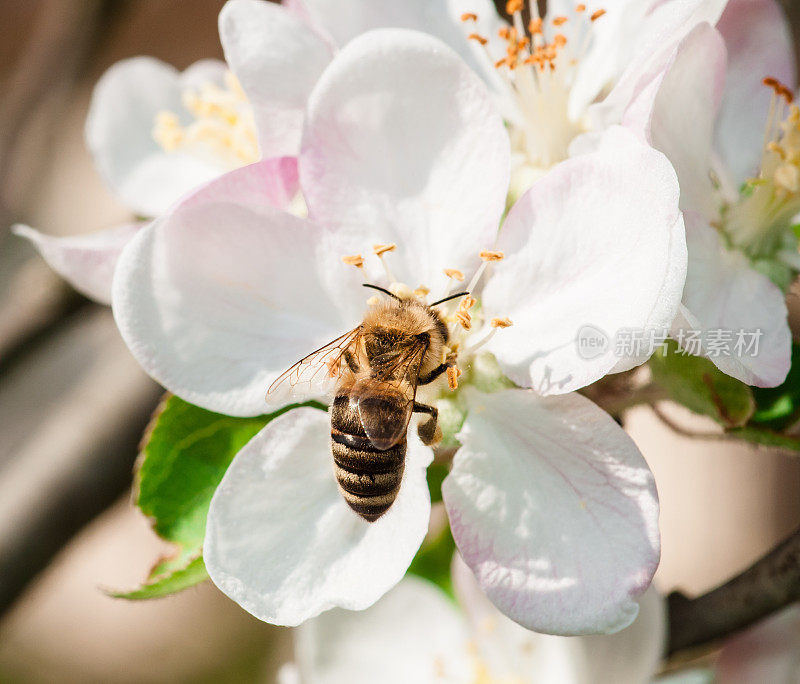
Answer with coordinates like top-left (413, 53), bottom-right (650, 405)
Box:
top-left (330, 393), bottom-right (405, 522)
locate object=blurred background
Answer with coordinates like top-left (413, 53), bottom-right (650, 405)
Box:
top-left (2, 1), bottom-right (800, 681)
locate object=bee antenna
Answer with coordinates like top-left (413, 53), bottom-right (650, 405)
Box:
top-left (429, 291), bottom-right (469, 307)
top-left (362, 283), bottom-right (401, 301)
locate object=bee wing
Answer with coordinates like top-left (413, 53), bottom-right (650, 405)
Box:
top-left (352, 340), bottom-right (428, 450)
top-left (266, 326), bottom-right (362, 398)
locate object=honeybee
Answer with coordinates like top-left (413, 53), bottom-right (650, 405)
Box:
top-left (268, 284), bottom-right (467, 522)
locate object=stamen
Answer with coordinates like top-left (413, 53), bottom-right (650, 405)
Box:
top-left (469, 33), bottom-right (489, 45)
top-left (552, 16), bottom-right (568, 26)
top-left (479, 250), bottom-right (505, 262)
top-left (775, 164), bottom-right (800, 193)
top-left (372, 243), bottom-right (396, 257)
top-left (414, 285), bottom-right (431, 298)
top-left (590, 8), bottom-right (606, 20)
top-left (456, 310), bottom-right (472, 330)
top-left (506, 0), bottom-right (524, 13)
top-left (529, 17), bottom-right (543, 34)
top-left (444, 268), bottom-right (465, 281)
top-left (447, 365), bottom-right (462, 390)
top-left (342, 254), bottom-right (364, 268)
top-left (576, 3), bottom-right (586, 11)
top-left (389, 282), bottom-right (414, 299)
top-left (459, 296), bottom-right (477, 310)
top-left (491, 317), bottom-right (514, 328)
top-left (461, 12), bottom-right (478, 21)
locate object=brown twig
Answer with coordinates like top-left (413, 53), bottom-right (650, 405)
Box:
top-left (667, 523), bottom-right (800, 655)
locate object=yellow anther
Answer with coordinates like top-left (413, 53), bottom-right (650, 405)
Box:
top-left (529, 17), bottom-right (543, 33)
top-left (576, 3), bottom-right (586, 11)
top-left (479, 250), bottom-right (505, 262)
top-left (446, 365), bottom-right (462, 390)
top-left (491, 317), bottom-right (513, 328)
top-left (775, 163), bottom-right (800, 193)
top-left (389, 282), bottom-right (414, 299)
top-left (342, 254), bottom-right (364, 268)
top-left (461, 12), bottom-right (478, 21)
top-left (553, 33), bottom-right (568, 47)
top-left (590, 8), bottom-right (606, 20)
top-left (414, 285), bottom-right (430, 297)
top-left (444, 268), bottom-right (465, 281)
top-left (553, 15), bottom-right (568, 25)
top-left (456, 310), bottom-right (472, 330)
top-left (372, 243), bottom-right (396, 256)
top-left (459, 296), bottom-right (476, 310)
top-left (152, 111), bottom-right (183, 151)
top-left (469, 33), bottom-right (489, 45)
top-left (769, 141), bottom-right (787, 160)
top-left (506, 0), bottom-right (524, 13)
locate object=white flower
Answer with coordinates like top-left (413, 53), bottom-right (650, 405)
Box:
top-left (622, 0), bottom-right (796, 387)
top-left (15, 0), bottom-right (712, 307)
top-left (113, 30), bottom-right (682, 633)
top-left (278, 569), bottom-right (666, 684)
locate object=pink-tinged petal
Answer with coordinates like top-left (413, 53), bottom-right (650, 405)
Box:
top-left (300, 29), bottom-right (509, 296)
top-left (112, 159), bottom-right (349, 417)
top-left (715, 605), bottom-right (800, 683)
top-left (443, 388), bottom-right (660, 636)
top-left (85, 57), bottom-right (231, 217)
top-left (594, 0), bottom-right (727, 127)
top-left (291, 577), bottom-right (473, 683)
top-left (715, 0), bottom-right (796, 186)
top-left (13, 222), bottom-right (143, 305)
top-left (452, 556), bottom-right (666, 683)
top-left (483, 126), bottom-right (686, 394)
top-left (677, 212), bottom-right (790, 387)
top-left (204, 408), bottom-right (433, 626)
top-left (219, 0), bottom-right (333, 158)
top-left (625, 23), bottom-right (727, 217)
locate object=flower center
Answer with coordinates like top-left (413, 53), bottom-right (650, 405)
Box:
top-left (721, 78), bottom-right (800, 281)
top-left (463, 1), bottom-right (605, 183)
top-left (152, 71), bottom-right (258, 167)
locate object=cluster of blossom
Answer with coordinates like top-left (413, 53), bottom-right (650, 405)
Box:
top-left (12, 0), bottom-right (798, 670)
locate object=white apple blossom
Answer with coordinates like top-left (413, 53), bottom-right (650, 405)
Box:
top-left (277, 568), bottom-right (666, 684)
top-left (622, 0), bottom-right (796, 387)
top-left (113, 30), bottom-right (683, 633)
top-left (16, 0), bottom-right (722, 303)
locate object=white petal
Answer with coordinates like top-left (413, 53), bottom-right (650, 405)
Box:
top-left (111, 159), bottom-right (352, 417)
top-left (483, 126), bottom-right (686, 394)
top-left (219, 0), bottom-right (333, 158)
top-left (291, 577), bottom-right (472, 683)
top-left (715, 0), bottom-right (796, 186)
top-left (628, 23), bottom-right (728, 217)
top-left (298, 0), bottom-right (506, 94)
top-left (442, 388), bottom-right (660, 636)
top-left (85, 57), bottom-right (230, 217)
top-left (678, 212), bottom-right (790, 387)
top-left (13, 222), bottom-right (142, 305)
top-left (452, 556), bottom-right (666, 683)
top-left (300, 29), bottom-right (509, 296)
top-left (204, 408), bottom-right (433, 626)
top-left (594, 0), bottom-right (727, 127)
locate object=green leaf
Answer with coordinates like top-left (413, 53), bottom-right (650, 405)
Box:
top-left (426, 462), bottom-right (449, 504)
top-left (110, 556), bottom-right (209, 600)
top-left (118, 395), bottom-right (324, 599)
top-left (750, 344), bottom-right (800, 431)
top-left (407, 523), bottom-right (456, 599)
top-left (727, 426), bottom-right (800, 451)
top-left (649, 341), bottom-right (754, 427)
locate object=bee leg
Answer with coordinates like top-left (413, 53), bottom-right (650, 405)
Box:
top-left (413, 403), bottom-right (441, 446)
top-left (344, 350), bottom-right (359, 373)
top-left (418, 362), bottom-right (450, 385)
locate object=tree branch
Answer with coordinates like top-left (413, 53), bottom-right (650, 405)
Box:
top-left (667, 523), bottom-right (800, 655)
